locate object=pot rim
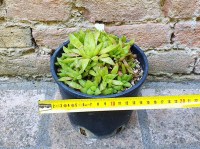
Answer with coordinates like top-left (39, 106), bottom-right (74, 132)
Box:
top-left (51, 40), bottom-right (149, 98)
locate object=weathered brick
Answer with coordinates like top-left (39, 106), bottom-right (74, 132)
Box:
top-left (175, 22), bottom-right (200, 48)
top-left (6, 0), bottom-right (71, 21)
top-left (33, 27), bottom-right (77, 49)
top-left (76, 0), bottom-right (161, 23)
top-left (195, 58), bottom-right (200, 74)
top-left (36, 55), bottom-right (50, 74)
top-left (148, 51), bottom-right (195, 74)
top-left (0, 8), bottom-right (6, 18)
top-left (106, 24), bottom-right (172, 49)
top-left (0, 54), bottom-right (50, 76)
top-left (0, 27), bottom-right (32, 48)
top-left (162, 0), bottom-right (200, 18)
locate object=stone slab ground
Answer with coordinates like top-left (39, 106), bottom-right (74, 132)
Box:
top-left (0, 80), bottom-right (200, 149)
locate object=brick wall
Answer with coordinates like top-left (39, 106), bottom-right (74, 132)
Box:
top-left (0, 0), bottom-right (200, 80)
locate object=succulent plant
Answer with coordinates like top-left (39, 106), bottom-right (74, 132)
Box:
top-left (56, 29), bottom-right (143, 95)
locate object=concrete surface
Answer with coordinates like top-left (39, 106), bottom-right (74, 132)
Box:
top-left (0, 80), bottom-right (200, 149)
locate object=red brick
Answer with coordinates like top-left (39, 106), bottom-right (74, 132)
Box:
top-left (175, 22), bottom-right (200, 48)
top-left (105, 24), bottom-right (172, 49)
top-left (148, 51), bottom-right (195, 74)
top-left (162, 0), bottom-right (200, 18)
top-left (33, 28), bottom-right (78, 49)
top-left (76, 0), bottom-right (161, 23)
top-left (6, 0), bottom-right (71, 21)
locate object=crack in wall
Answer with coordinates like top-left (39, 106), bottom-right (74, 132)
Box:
top-left (0, 0), bottom-right (3, 6)
top-left (193, 58), bottom-right (199, 74)
top-left (30, 28), bottom-right (38, 50)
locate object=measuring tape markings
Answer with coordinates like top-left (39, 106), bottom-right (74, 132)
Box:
top-left (38, 94), bottom-right (200, 114)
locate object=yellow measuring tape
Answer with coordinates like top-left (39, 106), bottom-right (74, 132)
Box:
top-left (38, 94), bottom-right (200, 114)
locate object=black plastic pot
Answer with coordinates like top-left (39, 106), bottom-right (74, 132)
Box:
top-left (51, 40), bottom-right (148, 138)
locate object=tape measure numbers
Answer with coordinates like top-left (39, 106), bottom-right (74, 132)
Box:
top-left (38, 94), bottom-right (200, 114)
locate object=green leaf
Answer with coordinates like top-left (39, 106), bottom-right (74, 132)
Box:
top-left (99, 54), bottom-right (109, 58)
top-left (102, 88), bottom-right (113, 95)
top-left (63, 46), bottom-right (71, 53)
top-left (77, 75), bottom-right (82, 80)
top-left (65, 81), bottom-right (82, 90)
top-left (58, 77), bottom-right (72, 82)
top-left (94, 75), bottom-right (101, 84)
top-left (108, 36), bottom-right (116, 44)
top-left (79, 48), bottom-right (88, 58)
top-left (93, 43), bottom-right (103, 56)
top-left (112, 80), bottom-right (123, 86)
top-left (80, 88), bottom-right (87, 93)
top-left (114, 85), bottom-right (123, 91)
top-left (129, 39), bottom-right (134, 45)
top-left (78, 79), bottom-right (86, 87)
top-left (100, 67), bottom-right (108, 77)
top-left (90, 86), bottom-right (97, 92)
top-left (100, 57), bottom-right (115, 65)
top-left (94, 30), bottom-right (100, 45)
top-left (80, 59), bottom-right (90, 72)
top-left (60, 64), bottom-right (80, 77)
top-left (78, 30), bottom-right (86, 44)
top-left (121, 36), bottom-right (127, 43)
top-left (122, 74), bottom-right (132, 82)
top-left (89, 70), bottom-right (96, 76)
top-left (84, 31), bottom-right (96, 57)
top-left (95, 88), bottom-right (101, 95)
top-left (121, 63), bottom-right (127, 74)
top-left (85, 80), bottom-right (94, 89)
top-left (99, 44), bottom-right (119, 55)
top-left (103, 74), bottom-right (117, 80)
top-left (71, 49), bottom-right (81, 55)
top-left (69, 34), bottom-right (83, 49)
top-left (123, 82), bottom-right (132, 88)
top-left (91, 56), bottom-right (98, 62)
top-left (123, 60), bottom-right (133, 74)
top-left (100, 82), bottom-right (107, 91)
top-left (61, 58), bottom-right (78, 63)
top-left (87, 88), bottom-right (94, 95)
top-left (111, 64), bottom-right (119, 74)
top-left (123, 45), bottom-right (130, 55)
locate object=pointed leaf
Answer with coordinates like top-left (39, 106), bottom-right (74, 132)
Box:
top-left (84, 31), bottom-right (95, 57)
top-left (111, 64), bottom-right (119, 74)
top-left (121, 63), bottom-right (127, 74)
top-left (99, 44), bottom-right (119, 55)
top-left (78, 79), bottom-right (86, 87)
top-left (63, 46), bottom-right (71, 53)
top-left (69, 34), bottom-right (83, 49)
top-left (94, 30), bottom-right (100, 45)
top-left (78, 30), bottom-right (86, 44)
top-left (100, 82), bottom-right (107, 91)
top-left (93, 43), bottom-right (103, 56)
top-left (89, 70), bottom-right (96, 76)
top-left (123, 82), bottom-right (132, 88)
top-left (80, 59), bottom-right (90, 72)
top-left (112, 80), bottom-right (123, 86)
top-left (58, 77), bottom-right (72, 82)
top-left (100, 57), bottom-right (115, 65)
top-left (95, 88), bottom-right (101, 95)
top-left (102, 88), bottom-right (113, 95)
top-left (65, 81), bottom-right (82, 90)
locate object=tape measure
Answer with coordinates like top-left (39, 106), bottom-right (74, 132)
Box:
top-left (38, 94), bottom-right (200, 114)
